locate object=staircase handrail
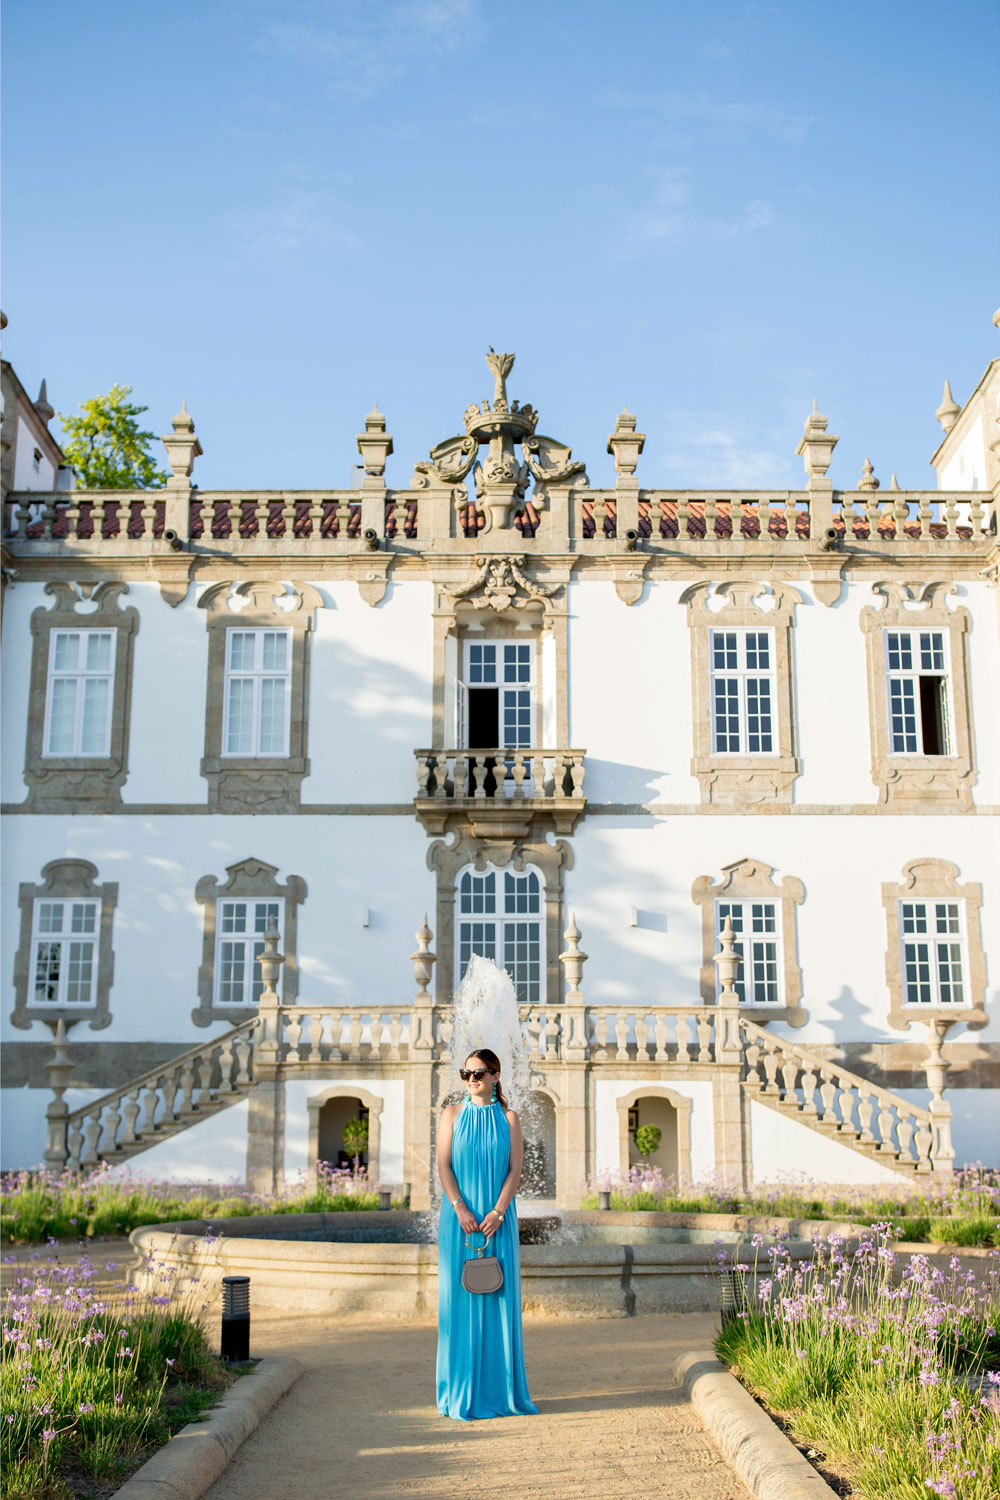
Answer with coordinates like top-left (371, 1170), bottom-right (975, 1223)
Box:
top-left (62, 1016), bottom-right (259, 1129)
top-left (737, 1015), bottom-right (934, 1125)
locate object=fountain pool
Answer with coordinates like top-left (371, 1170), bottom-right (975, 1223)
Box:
top-left (130, 1208), bottom-right (840, 1318)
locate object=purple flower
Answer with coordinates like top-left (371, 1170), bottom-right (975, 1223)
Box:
top-left (41, 1428), bottom-right (56, 1443)
top-left (78, 1402), bottom-right (94, 1413)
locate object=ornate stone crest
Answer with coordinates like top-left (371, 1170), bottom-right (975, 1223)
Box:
top-left (412, 351), bottom-right (586, 531)
top-left (443, 555), bottom-right (559, 613)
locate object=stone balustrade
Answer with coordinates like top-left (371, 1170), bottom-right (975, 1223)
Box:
top-left (57, 1019), bottom-right (257, 1171)
top-left (5, 486), bottom-right (989, 555)
top-left (274, 1007), bottom-right (414, 1063)
top-left (738, 1017), bottom-right (951, 1174)
top-left (414, 748), bottom-right (585, 802)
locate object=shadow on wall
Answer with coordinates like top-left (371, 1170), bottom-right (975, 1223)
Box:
top-left (579, 758), bottom-right (680, 805)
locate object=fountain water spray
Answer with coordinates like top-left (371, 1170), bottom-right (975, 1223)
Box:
top-left (450, 954), bottom-right (533, 1116)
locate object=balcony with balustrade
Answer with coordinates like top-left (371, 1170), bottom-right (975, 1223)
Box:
top-left (412, 747), bottom-right (586, 835)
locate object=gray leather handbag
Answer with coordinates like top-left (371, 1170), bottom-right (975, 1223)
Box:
top-left (462, 1232), bottom-right (503, 1294)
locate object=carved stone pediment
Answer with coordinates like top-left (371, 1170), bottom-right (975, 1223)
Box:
top-left (443, 555), bottom-right (560, 614)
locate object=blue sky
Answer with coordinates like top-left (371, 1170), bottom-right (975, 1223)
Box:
top-left (3, 0), bottom-right (997, 491)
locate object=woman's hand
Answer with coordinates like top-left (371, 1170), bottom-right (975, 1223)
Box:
top-left (480, 1209), bottom-right (503, 1243)
top-left (455, 1203), bottom-right (479, 1235)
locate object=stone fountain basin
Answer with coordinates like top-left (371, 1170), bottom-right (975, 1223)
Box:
top-left (129, 1210), bottom-right (844, 1319)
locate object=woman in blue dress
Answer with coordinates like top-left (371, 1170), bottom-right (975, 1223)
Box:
top-left (436, 1048), bottom-right (538, 1421)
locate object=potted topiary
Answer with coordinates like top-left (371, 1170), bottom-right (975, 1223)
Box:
top-left (342, 1116), bottom-right (369, 1172)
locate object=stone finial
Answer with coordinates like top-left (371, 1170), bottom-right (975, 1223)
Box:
top-left (161, 400), bottom-right (203, 487)
top-left (485, 348), bottom-right (515, 408)
top-left (713, 915), bottom-right (741, 1004)
top-left (795, 400), bottom-right (839, 483)
top-left (356, 404), bottom-right (393, 481)
top-left (858, 457), bottom-right (880, 491)
top-left (257, 916), bottom-right (284, 997)
top-left (607, 409), bottom-right (646, 483)
top-left (890, 473), bottom-right (900, 490)
top-left (410, 916), bottom-right (436, 1001)
top-left (35, 379), bottom-right (54, 426)
top-left (993, 308), bottom-right (1000, 330)
top-left (558, 913), bottom-right (588, 1000)
top-left (935, 380), bottom-right (960, 435)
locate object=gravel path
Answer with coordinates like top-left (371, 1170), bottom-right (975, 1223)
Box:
top-left (202, 1311), bottom-right (751, 1500)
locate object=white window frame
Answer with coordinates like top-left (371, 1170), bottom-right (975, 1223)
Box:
top-left (43, 629), bottom-right (116, 757)
top-left (883, 628), bottom-right (954, 756)
top-left (221, 627), bottom-right (292, 758)
top-left (899, 899), bottom-right (969, 1009)
top-left (708, 627), bottom-right (776, 756)
top-left (715, 899), bottom-right (783, 1006)
top-left (459, 639), bottom-right (535, 750)
top-left (28, 897), bottom-right (101, 1009)
top-left (455, 861), bottom-right (544, 1006)
top-left (213, 898), bottom-right (285, 1006)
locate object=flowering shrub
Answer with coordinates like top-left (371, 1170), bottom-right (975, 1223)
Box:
top-left (578, 1165), bottom-right (1000, 1246)
top-left (1, 1161), bottom-right (396, 1245)
top-left (715, 1227), bottom-right (1000, 1500)
top-left (1, 1240), bottom-right (230, 1498)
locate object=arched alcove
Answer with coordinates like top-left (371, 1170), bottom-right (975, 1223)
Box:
top-left (615, 1086), bottom-right (692, 1183)
top-left (307, 1085), bottom-right (384, 1185)
top-left (521, 1090), bottom-right (556, 1198)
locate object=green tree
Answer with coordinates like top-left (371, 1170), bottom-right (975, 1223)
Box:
top-left (58, 384), bottom-right (168, 489)
top-left (634, 1124), bottom-right (662, 1159)
top-left (342, 1117), bottom-right (369, 1163)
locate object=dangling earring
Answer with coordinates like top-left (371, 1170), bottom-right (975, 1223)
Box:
top-left (491, 1079), bottom-right (498, 1104)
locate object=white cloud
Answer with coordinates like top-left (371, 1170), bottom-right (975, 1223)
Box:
top-left (656, 409), bottom-right (795, 488)
top-left (224, 177), bottom-right (361, 265)
top-left (256, 0), bottom-right (483, 98)
top-left (599, 87), bottom-right (813, 145)
top-left (620, 167), bottom-right (776, 253)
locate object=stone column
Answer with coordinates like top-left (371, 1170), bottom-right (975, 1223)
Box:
top-left (245, 920), bottom-right (285, 1193)
top-left (356, 405), bottom-right (393, 540)
top-left (160, 402), bottom-right (202, 540)
top-left (795, 401), bottom-right (839, 538)
top-left (607, 409), bottom-right (645, 541)
top-left (712, 917), bottom-right (748, 1190)
top-left (557, 915), bottom-right (590, 1205)
top-left (926, 1018), bottom-right (955, 1177)
top-left (44, 1018), bottom-right (74, 1171)
top-left (406, 917), bottom-right (437, 1209)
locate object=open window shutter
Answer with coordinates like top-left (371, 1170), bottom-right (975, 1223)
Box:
top-left (455, 679), bottom-right (468, 748)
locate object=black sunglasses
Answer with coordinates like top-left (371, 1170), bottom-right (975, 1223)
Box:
top-left (459, 1067), bottom-right (495, 1082)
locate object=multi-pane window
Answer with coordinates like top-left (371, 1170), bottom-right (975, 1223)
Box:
top-left (884, 630), bottom-right (950, 755)
top-left (459, 641), bottom-right (534, 749)
top-left (716, 900), bottom-right (781, 1005)
top-left (29, 899), bottom-right (99, 1008)
top-left (900, 901), bottom-right (967, 1006)
top-left (456, 866), bottom-right (543, 1005)
top-left (222, 629), bottom-right (291, 756)
top-left (214, 900), bottom-right (283, 1005)
top-left (44, 630), bottom-right (115, 756)
top-left (709, 629), bottom-right (775, 754)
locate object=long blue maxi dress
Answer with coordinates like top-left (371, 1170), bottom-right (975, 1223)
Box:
top-left (436, 1097), bottom-right (538, 1420)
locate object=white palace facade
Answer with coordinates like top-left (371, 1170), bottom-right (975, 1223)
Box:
top-left (1, 339), bottom-right (998, 1208)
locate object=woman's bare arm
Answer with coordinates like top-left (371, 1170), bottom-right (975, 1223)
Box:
top-left (436, 1105), bottom-right (479, 1233)
top-left (481, 1110), bottom-right (523, 1240)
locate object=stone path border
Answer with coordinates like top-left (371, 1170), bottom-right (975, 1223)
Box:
top-left (675, 1350), bottom-right (833, 1500)
top-left (112, 1356), bottom-right (303, 1500)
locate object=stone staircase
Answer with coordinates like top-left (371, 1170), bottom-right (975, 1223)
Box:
top-left (45, 1017), bottom-right (258, 1171)
top-left (739, 1017), bottom-right (952, 1175)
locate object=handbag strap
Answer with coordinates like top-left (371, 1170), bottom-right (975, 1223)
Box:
top-left (464, 1230), bottom-right (488, 1258)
